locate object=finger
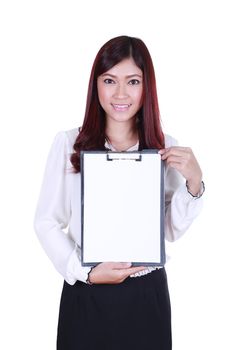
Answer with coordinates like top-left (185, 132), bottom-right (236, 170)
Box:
top-left (165, 155), bottom-right (184, 164)
top-left (110, 262), bottom-right (132, 269)
top-left (162, 151), bottom-right (191, 163)
top-left (167, 161), bottom-right (181, 169)
top-left (164, 148), bottom-right (188, 157)
top-left (123, 266), bottom-right (146, 277)
top-left (160, 150), bottom-right (182, 161)
top-left (169, 146), bottom-right (191, 153)
top-left (160, 147), bottom-right (191, 159)
top-left (167, 161), bottom-right (187, 173)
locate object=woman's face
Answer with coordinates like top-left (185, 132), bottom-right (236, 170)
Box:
top-left (97, 57), bottom-right (143, 125)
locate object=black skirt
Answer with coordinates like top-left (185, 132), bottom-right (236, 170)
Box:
top-left (57, 268), bottom-right (172, 350)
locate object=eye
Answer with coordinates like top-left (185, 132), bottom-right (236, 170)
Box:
top-left (104, 78), bottom-right (115, 84)
top-left (128, 79), bottom-right (141, 85)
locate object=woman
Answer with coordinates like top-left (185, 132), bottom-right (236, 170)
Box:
top-left (34, 35), bottom-right (204, 349)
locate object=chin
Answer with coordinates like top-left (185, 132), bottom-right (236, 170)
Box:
top-left (111, 115), bottom-right (135, 123)
top-left (107, 110), bottom-right (137, 122)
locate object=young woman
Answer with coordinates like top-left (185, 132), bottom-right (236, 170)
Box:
top-left (34, 35), bottom-right (204, 350)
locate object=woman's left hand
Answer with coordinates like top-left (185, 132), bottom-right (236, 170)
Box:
top-left (159, 146), bottom-right (203, 196)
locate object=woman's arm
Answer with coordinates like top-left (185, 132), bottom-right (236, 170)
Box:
top-left (162, 135), bottom-right (204, 242)
top-left (34, 131), bottom-right (91, 284)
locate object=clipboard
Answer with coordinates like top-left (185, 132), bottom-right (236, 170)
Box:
top-left (80, 150), bottom-right (165, 266)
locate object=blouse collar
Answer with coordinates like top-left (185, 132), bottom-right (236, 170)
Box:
top-left (104, 140), bottom-right (139, 152)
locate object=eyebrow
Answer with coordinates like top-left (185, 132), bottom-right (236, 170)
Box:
top-left (101, 73), bottom-right (143, 79)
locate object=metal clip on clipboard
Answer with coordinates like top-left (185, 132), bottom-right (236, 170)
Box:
top-left (106, 153), bottom-right (142, 161)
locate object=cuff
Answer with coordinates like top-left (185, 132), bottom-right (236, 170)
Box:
top-left (186, 181), bottom-right (205, 199)
top-left (172, 183), bottom-right (204, 218)
top-left (65, 246), bottom-right (92, 285)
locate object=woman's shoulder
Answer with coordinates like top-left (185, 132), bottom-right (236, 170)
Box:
top-left (164, 134), bottom-right (178, 148)
top-left (53, 127), bottom-right (79, 149)
top-left (48, 128), bottom-right (79, 158)
top-left (64, 127), bottom-right (80, 146)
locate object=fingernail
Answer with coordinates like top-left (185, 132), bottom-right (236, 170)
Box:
top-left (124, 262), bottom-right (132, 267)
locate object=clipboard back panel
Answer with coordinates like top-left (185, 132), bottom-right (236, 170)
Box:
top-left (81, 151), bottom-right (165, 266)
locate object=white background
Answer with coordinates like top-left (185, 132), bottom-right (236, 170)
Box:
top-left (0, 0), bottom-right (236, 349)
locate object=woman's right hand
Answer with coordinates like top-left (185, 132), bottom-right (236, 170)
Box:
top-left (88, 262), bottom-right (146, 284)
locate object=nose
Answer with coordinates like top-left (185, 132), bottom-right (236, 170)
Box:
top-left (113, 83), bottom-right (128, 99)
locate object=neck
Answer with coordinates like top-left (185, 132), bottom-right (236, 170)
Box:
top-left (105, 119), bottom-right (138, 145)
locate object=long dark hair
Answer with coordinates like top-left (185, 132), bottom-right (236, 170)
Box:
top-left (71, 35), bottom-right (164, 172)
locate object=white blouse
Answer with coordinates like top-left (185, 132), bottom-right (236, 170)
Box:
top-left (34, 128), bottom-right (203, 285)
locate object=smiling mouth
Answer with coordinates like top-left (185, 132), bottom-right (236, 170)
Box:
top-left (111, 103), bottom-right (132, 111)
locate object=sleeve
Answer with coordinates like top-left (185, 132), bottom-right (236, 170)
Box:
top-left (34, 131), bottom-right (91, 284)
top-left (164, 135), bottom-right (204, 242)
